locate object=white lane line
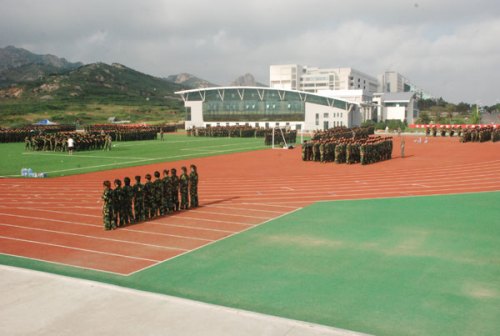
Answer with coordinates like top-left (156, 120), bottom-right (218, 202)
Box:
top-left (173, 216), bottom-right (253, 226)
top-left (0, 252), bottom-right (132, 276)
top-left (187, 210), bottom-right (270, 220)
top-left (0, 223), bottom-right (187, 252)
top-left (203, 205), bottom-right (284, 214)
top-left (0, 212), bottom-right (218, 241)
top-left (0, 212), bottom-right (98, 228)
top-left (0, 235), bottom-right (160, 262)
top-left (149, 221), bottom-right (235, 234)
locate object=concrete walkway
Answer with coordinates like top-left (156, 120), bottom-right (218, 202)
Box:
top-left (0, 265), bottom-right (370, 336)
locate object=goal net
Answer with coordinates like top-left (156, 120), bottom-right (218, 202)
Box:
top-left (271, 127), bottom-right (289, 149)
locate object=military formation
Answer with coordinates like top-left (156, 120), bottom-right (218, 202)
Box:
top-left (85, 124), bottom-right (178, 141)
top-left (24, 133), bottom-right (113, 152)
top-left (187, 125), bottom-right (298, 146)
top-left (101, 165), bottom-right (199, 230)
top-left (459, 126), bottom-right (499, 143)
top-left (302, 127), bottom-right (391, 165)
top-left (0, 125), bottom-right (76, 143)
top-left (303, 136), bottom-right (393, 165)
top-left (425, 125), bottom-right (464, 137)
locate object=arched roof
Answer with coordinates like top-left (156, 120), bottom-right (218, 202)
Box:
top-left (175, 86), bottom-right (352, 110)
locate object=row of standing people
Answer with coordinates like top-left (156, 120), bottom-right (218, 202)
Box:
top-left (311, 126), bottom-right (374, 141)
top-left (102, 165), bottom-right (199, 230)
top-left (302, 136), bottom-right (393, 165)
top-left (0, 125), bottom-right (76, 143)
top-left (459, 126), bottom-right (499, 143)
top-left (25, 133), bottom-right (112, 152)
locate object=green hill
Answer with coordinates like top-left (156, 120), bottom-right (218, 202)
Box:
top-left (0, 61), bottom-right (187, 127)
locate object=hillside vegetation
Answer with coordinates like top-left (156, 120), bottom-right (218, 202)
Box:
top-left (0, 61), bottom-right (187, 127)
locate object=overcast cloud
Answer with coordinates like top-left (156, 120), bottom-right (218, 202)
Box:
top-left (1, 0), bottom-right (499, 104)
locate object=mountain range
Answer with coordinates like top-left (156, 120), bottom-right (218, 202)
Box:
top-left (0, 46), bottom-right (267, 126)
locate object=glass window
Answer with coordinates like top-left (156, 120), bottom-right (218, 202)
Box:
top-left (323, 113), bottom-right (329, 118)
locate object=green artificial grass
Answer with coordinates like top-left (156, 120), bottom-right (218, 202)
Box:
top-left (1, 192), bottom-right (499, 335)
top-left (0, 135), bottom-right (266, 177)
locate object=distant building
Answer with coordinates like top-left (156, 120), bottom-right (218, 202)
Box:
top-left (373, 92), bottom-right (419, 124)
top-left (176, 87), bottom-right (366, 131)
top-left (378, 71), bottom-right (433, 99)
top-left (270, 64), bottom-right (379, 93)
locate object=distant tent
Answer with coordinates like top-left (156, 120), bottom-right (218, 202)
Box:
top-left (34, 119), bottom-right (58, 125)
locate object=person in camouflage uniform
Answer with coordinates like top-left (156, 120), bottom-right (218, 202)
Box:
top-left (112, 179), bottom-right (124, 227)
top-left (179, 166), bottom-right (190, 210)
top-left (153, 171), bottom-right (163, 217)
top-left (143, 174), bottom-right (154, 220)
top-left (189, 164), bottom-right (199, 208)
top-left (170, 168), bottom-right (180, 212)
top-left (133, 175), bottom-right (145, 222)
top-left (122, 177), bottom-right (134, 225)
top-left (102, 180), bottom-right (115, 230)
top-left (162, 169), bottom-right (172, 214)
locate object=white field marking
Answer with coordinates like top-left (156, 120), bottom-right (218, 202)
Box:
top-left (0, 235), bottom-right (160, 262)
top-left (228, 181), bottom-right (500, 202)
top-left (127, 206), bottom-right (304, 276)
top-left (411, 183), bottom-right (430, 188)
top-left (188, 209), bottom-right (269, 220)
top-left (198, 167), bottom-right (500, 188)
top-left (0, 213), bottom-right (99, 228)
top-left (242, 202), bottom-right (299, 209)
top-left (114, 138), bottom-right (226, 147)
top-left (196, 175), bottom-right (500, 196)
top-left (280, 186), bottom-right (295, 191)
top-left (0, 223), bottom-right (188, 252)
top-left (179, 141), bottom-right (262, 151)
top-left (119, 227), bottom-right (214, 242)
top-left (13, 157), bottom-right (497, 187)
top-left (145, 221), bottom-right (235, 234)
top-left (0, 212), bottom-right (218, 242)
top-left (3, 176), bottom-right (498, 206)
top-left (0, 252), bottom-right (133, 276)
top-left (2, 207), bottom-right (101, 218)
top-left (248, 185), bottom-right (500, 204)
top-left (203, 205), bottom-right (284, 214)
top-left (0, 213), bottom-right (223, 241)
top-left (2, 157), bottom-right (500, 181)
top-left (169, 216), bottom-right (253, 226)
top-left (198, 160), bottom-right (500, 184)
top-left (22, 152), bottom-right (148, 160)
top-left (314, 189), bottom-right (500, 204)
top-left (35, 145), bottom-right (267, 175)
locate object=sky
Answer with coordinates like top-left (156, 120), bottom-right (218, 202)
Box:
top-left (1, 0), bottom-right (499, 105)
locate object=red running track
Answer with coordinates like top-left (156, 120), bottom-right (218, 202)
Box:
top-left (0, 136), bottom-right (499, 275)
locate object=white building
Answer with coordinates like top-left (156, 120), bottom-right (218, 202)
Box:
top-left (176, 87), bottom-right (363, 131)
top-left (373, 92), bottom-right (419, 124)
top-left (270, 64), bottom-right (379, 94)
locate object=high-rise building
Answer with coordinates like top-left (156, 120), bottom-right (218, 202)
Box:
top-left (269, 64), bottom-right (379, 93)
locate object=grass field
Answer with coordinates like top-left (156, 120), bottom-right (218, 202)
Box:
top-left (0, 135), bottom-right (267, 177)
top-left (1, 192), bottom-right (498, 336)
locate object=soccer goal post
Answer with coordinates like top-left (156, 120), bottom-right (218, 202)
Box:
top-left (271, 127), bottom-right (289, 149)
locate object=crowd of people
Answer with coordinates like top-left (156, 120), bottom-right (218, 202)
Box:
top-left (186, 125), bottom-right (298, 146)
top-left (311, 126), bottom-right (375, 141)
top-left (188, 125), bottom-right (268, 137)
top-left (459, 126), bottom-right (500, 143)
top-left (0, 125), bottom-right (76, 143)
top-left (302, 136), bottom-right (393, 165)
top-left (25, 132), bottom-right (113, 152)
top-left (264, 129), bottom-right (297, 146)
top-left (102, 165), bottom-right (199, 230)
top-left (85, 124), bottom-right (179, 141)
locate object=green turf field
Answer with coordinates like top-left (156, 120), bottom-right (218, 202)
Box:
top-left (1, 192), bottom-right (498, 336)
top-left (0, 134), bottom-right (266, 177)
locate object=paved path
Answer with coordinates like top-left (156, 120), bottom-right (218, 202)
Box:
top-left (0, 265), bottom-right (370, 336)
